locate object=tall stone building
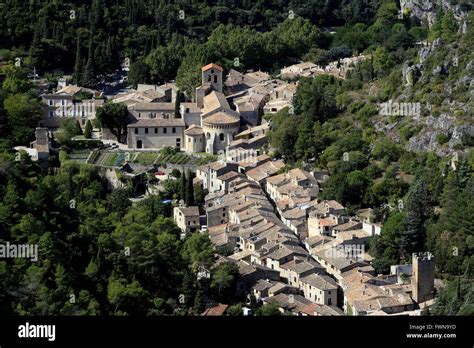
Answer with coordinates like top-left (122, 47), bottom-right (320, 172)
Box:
top-left (125, 63), bottom-right (241, 154)
top-left (411, 252), bottom-right (435, 303)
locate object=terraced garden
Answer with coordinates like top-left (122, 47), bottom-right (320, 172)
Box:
top-left (83, 150), bottom-right (217, 167)
top-left (67, 151), bottom-right (90, 163)
top-left (154, 152), bottom-right (217, 166)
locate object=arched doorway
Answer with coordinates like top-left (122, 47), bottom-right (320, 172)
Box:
top-left (136, 140), bottom-right (143, 149)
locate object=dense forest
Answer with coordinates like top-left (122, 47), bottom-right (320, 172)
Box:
top-left (0, 154), bottom-right (242, 315)
top-left (0, 0), bottom-right (382, 92)
top-left (0, 0), bottom-right (472, 315)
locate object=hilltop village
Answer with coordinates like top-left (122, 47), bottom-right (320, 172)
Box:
top-left (20, 55), bottom-right (442, 317)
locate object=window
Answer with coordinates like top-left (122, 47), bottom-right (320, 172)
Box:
top-left (187, 221), bottom-right (190, 225)
top-left (134, 128), bottom-right (138, 134)
top-left (207, 75), bottom-right (211, 82)
top-left (172, 127), bottom-right (176, 133)
top-left (163, 128), bottom-right (167, 134)
top-left (186, 108), bottom-right (190, 113)
top-left (219, 133), bottom-right (224, 141)
top-left (154, 128), bottom-right (158, 134)
top-left (214, 75), bottom-right (217, 83)
top-left (48, 100), bottom-right (53, 106)
top-left (48, 111), bottom-right (54, 117)
top-left (145, 128), bottom-right (148, 134)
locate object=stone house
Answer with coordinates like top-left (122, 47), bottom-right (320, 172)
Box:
top-left (300, 274), bottom-right (338, 306)
top-left (173, 206), bottom-right (200, 234)
top-left (127, 118), bottom-right (185, 150)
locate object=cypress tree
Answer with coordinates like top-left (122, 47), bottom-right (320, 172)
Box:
top-left (94, 45), bottom-right (104, 78)
top-left (74, 34), bottom-right (83, 85)
top-left (83, 34), bottom-right (96, 88)
top-left (84, 120), bottom-right (92, 139)
top-left (29, 28), bottom-right (43, 71)
top-left (180, 170), bottom-right (186, 202)
top-left (400, 177), bottom-right (432, 258)
top-left (105, 37), bottom-right (114, 74)
top-left (174, 90), bottom-right (182, 118)
top-left (185, 170), bottom-right (194, 206)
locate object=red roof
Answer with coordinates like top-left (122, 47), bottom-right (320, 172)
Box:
top-left (201, 63), bottom-right (223, 72)
top-left (299, 303), bottom-right (319, 316)
top-left (201, 303), bottom-right (229, 316)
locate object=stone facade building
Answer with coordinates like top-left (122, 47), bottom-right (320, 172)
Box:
top-left (127, 118), bottom-right (185, 149)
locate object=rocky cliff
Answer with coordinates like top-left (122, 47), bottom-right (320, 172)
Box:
top-left (400, 0), bottom-right (469, 28)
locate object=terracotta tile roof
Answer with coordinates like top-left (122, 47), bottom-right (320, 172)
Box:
top-left (202, 63), bottom-right (223, 72)
top-left (246, 160), bottom-right (285, 182)
top-left (202, 91), bottom-right (230, 113)
top-left (201, 303), bottom-right (228, 316)
top-left (300, 274), bottom-right (338, 290)
top-left (333, 220), bottom-right (362, 232)
top-left (287, 168), bottom-right (316, 181)
top-left (132, 102), bottom-right (174, 111)
top-left (325, 200), bottom-right (344, 209)
top-left (217, 171), bottom-right (242, 181)
top-left (265, 293), bottom-right (311, 312)
top-left (299, 303), bottom-right (344, 316)
top-left (176, 206), bottom-right (199, 216)
top-left (184, 124), bottom-right (204, 135)
top-left (127, 118), bottom-right (185, 127)
top-left (252, 279), bottom-right (274, 292)
top-left (319, 217), bottom-right (339, 227)
top-left (55, 85), bottom-right (82, 95)
top-left (202, 111), bottom-right (240, 125)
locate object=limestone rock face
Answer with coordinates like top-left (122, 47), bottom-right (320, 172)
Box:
top-left (419, 38), bottom-right (443, 63)
top-left (403, 62), bottom-right (423, 86)
top-left (406, 113), bottom-right (474, 156)
top-left (400, 0), bottom-right (468, 28)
